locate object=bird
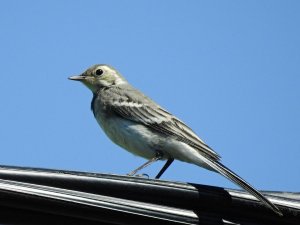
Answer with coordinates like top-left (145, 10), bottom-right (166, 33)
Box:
top-left (69, 64), bottom-right (282, 216)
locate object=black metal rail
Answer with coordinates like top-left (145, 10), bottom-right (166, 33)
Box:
top-left (0, 165), bottom-right (299, 225)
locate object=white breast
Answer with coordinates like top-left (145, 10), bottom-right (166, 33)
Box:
top-left (96, 115), bottom-right (162, 159)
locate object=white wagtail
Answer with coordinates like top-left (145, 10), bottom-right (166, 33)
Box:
top-left (69, 64), bottom-right (282, 216)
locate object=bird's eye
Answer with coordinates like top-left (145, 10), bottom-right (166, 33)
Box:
top-left (95, 69), bottom-right (103, 76)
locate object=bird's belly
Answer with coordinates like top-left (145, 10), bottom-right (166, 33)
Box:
top-left (96, 115), bottom-right (212, 169)
top-left (97, 116), bottom-right (162, 159)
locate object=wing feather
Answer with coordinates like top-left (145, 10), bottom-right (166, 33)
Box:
top-left (103, 87), bottom-right (220, 160)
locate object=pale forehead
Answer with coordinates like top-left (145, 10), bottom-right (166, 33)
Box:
top-left (85, 64), bottom-right (116, 74)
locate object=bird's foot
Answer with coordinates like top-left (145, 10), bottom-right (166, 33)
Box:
top-left (127, 173), bottom-right (149, 179)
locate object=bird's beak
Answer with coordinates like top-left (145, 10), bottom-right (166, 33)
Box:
top-left (68, 75), bottom-right (86, 81)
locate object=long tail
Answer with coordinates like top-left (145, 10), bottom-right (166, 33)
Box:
top-left (195, 154), bottom-right (283, 216)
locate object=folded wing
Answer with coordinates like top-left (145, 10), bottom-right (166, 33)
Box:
top-left (103, 87), bottom-right (220, 161)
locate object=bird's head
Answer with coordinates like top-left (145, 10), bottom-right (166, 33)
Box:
top-left (69, 64), bottom-right (127, 93)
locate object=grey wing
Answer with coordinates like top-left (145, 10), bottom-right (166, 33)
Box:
top-left (105, 87), bottom-right (221, 161)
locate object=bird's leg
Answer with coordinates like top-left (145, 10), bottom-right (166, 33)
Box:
top-left (128, 151), bottom-right (163, 176)
top-left (155, 158), bottom-right (174, 179)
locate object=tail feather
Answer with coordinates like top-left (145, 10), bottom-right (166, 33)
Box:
top-left (195, 154), bottom-right (283, 216)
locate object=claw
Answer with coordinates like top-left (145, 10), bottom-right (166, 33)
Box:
top-left (135, 173), bottom-right (149, 179)
top-left (126, 173), bottom-right (149, 179)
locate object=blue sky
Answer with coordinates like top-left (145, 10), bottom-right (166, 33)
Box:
top-left (0, 1), bottom-right (299, 192)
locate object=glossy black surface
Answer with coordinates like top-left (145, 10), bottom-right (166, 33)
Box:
top-left (0, 165), bottom-right (299, 225)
